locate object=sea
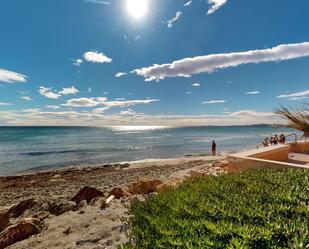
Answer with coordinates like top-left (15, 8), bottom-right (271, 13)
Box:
top-left (0, 125), bottom-right (300, 176)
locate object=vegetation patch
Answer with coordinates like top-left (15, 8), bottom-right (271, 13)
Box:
top-left (123, 169), bottom-right (309, 248)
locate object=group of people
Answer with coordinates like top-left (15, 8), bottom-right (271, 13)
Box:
top-left (262, 134), bottom-right (286, 147)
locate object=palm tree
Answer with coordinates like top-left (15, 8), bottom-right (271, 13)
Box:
top-left (275, 105), bottom-right (309, 139)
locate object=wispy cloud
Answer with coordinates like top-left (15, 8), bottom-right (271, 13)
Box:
top-left (229, 110), bottom-right (274, 117)
top-left (62, 97), bottom-right (160, 109)
top-left (72, 58), bottom-right (83, 66)
top-left (84, 51), bottom-right (112, 63)
top-left (0, 109), bottom-right (280, 126)
top-left (39, 86), bottom-right (79, 99)
top-left (58, 86), bottom-right (79, 95)
top-left (207, 0), bottom-right (228, 15)
top-left (115, 72), bottom-right (127, 78)
top-left (164, 11), bottom-right (182, 28)
top-left (46, 105), bottom-right (60, 109)
top-left (120, 108), bottom-right (136, 116)
top-left (191, 83), bottom-right (201, 87)
top-left (84, 0), bottom-right (111, 5)
top-left (39, 87), bottom-right (61, 99)
top-left (276, 89), bottom-right (309, 100)
top-left (184, 0), bottom-right (192, 7)
top-left (203, 99), bottom-right (226, 104)
top-left (133, 42), bottom-right (309, 81)
top-left (245, 91), bottom-right (260, 95)
top-left (21, 96), bottom-right (33, 101)
top-left (0, 102), bottom-right (12, 106)
top-left (62, 97), bottom-right (107, 107)
top-left (0, 68), bottom-right (27, 83)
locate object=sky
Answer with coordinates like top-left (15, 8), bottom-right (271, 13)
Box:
top-left (0, 0), bottom-right (309, 126)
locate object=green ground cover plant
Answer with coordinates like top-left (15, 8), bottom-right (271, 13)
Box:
top-left (123, 169), bottom-right (309, 249)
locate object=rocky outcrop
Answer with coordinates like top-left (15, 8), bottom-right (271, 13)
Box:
top-left (128, 179), bottom-right (163, 195)
top-left (8, 198), bottom-right (36, 218)
top-left (0, 212), bottom-right (10, 233)
top-left (71, 186), bottom-right (104, 204)
top-left (48, 200), bottom-right (76, 216)
top-left (0, 218), bottom-right (42, 249)
top-left (108, 187), bottom-right (130, 199)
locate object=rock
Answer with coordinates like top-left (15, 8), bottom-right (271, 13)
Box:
top-left (89, 197), bottom-right (104, 206)
top-left (77, 200), bottom-right (87, 209)
top-left (128, 179), bottom-right (163, 195)
top-left (32, 211), bottom-right (49, 221)
top-left (49, 200), bottom-right (76, 216)
top-left (108, 187), bottom-right (130, 199)
top-left (71, 186), bottom-right (104, 204)
top-left (0, 218), bottom-right (41, 249)
top-left (8, 198), bottom-right (36, 218)
top-left (0, 212), bottom-right (10, 233)
top-left (63, 226), bottom-right (72, 235)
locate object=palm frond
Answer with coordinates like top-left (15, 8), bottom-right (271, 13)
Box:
top-left (275, 105), bottom-right (309, 133)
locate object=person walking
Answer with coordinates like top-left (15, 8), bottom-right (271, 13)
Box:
top-left (211, 140), bottom-right (217, 156)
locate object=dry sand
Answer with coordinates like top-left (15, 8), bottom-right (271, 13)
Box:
top-left (0, 155), bottom-right (227, 249)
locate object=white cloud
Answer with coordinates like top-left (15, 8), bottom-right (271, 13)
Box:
top-left (84, 51), bottom-right (112, 63)
top-left (165, 11), bottom-right (182, 28)
top-left (133, 42), bottom-right (309, 81)
top-left (62, 97), bottom-right (159, 108)
top-left (186, 91), bottom-right (192, 94)
top-left (21, 96), bottom-right (33, 101)
top-left (115, 98), bottom-right (126, 101)
top-left (62, 97), bottom-right (105, 107)
top-left (0, 109), bottom-right (282, 126)
top-left (120, 109), bottom-right (136, 116)
top-left (245, 91), bottom-right (260, 95)
top-left (73, 59), bottom-right (83, 66)
top-left (102, 99), bottom-right (159, 108)
top-left (230, 110), bottom-right (275, 117)
top-left (277, 89), bottom-right (309, 100)
top-left (58, 86), bottom-right (79, 95)
top-left (207, 0), bottom-right (228, 15)
top-left (115, 72), bottom-right (127, 78)
top-left (39, 86), bottom-right (79, 99)
top-left (46, 105), bottom-right (60, 109)
top-left (184, 0), bottom-right (192, 7)
top-left (191, 83), bottom-right (201, 87)
top-left (39, 86), bottom-right (61, 99)
top-left (0, 68), bottom-right (27, 83)
top-left (203, 99), bottom-right (226, 104)
top-left (0, 102), bottom-right (11, 106)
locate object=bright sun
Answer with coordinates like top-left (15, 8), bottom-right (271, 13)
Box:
top-left (126, 0), bottom-right (148, 19)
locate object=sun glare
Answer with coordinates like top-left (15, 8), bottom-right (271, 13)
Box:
top-left (126, 0), bottom-right (148, 19)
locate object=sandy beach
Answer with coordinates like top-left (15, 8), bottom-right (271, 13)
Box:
top-left (0, 155), bottom-right (227, 249)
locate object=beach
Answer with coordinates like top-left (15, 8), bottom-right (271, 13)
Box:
top-left (0, 155), bottom-right (227, 249)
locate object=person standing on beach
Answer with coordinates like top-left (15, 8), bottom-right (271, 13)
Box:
top-left (211, 140), bottom-right (217, 156)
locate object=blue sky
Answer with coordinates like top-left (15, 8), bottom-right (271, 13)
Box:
top-left (0, 0), bottom-right (308, 126)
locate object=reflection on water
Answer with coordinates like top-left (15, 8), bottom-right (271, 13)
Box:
top-left (0, 125), bottom-right (300, 175)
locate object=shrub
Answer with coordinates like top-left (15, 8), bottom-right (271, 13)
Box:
top-left (124, 169), bottom-right (309, 248)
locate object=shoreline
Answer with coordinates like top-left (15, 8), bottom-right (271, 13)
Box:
top-left (0, 155), bottom-right (228, 248)
top-left (2, 153), bottom-right (229, 178)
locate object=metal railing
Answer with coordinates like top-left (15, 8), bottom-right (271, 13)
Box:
top-left (256, 133), bottom-right (297, 149)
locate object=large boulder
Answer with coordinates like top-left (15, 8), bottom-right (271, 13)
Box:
top-left (71, 186), bottom-right (104, 204)
top-left (128, 179), bottom-right (163, 195)
top-left (0, 218), bottom-right (41, 249)
top-left (49, 200), bottom-right (76, 216)
top-left (0, 212), bottom-right (10, 233)
top-left (108, 187), bottom-right (130, 199)
top-left (8, 198), bottom-right (36, 218)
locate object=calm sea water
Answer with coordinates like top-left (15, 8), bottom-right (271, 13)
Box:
top-left (0, 125), bottom-right (299, 176)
